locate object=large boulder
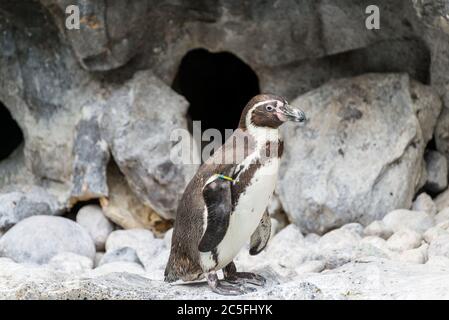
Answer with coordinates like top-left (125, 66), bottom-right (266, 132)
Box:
top-left (100, 70), bottom-right (198, 219)
top-left (0, 216), bottom-right (95, 264)
top-left (279, 73), bottom-right (441, 234)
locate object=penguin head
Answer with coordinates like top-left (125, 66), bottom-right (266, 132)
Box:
top-left (239, 94), bottom-right (306, 129)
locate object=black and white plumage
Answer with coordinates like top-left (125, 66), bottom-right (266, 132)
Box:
top-left (164, 94), bottom-right (306, 295)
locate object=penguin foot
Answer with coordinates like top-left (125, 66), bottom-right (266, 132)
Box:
top-left (223, 261), bottom-right (266, 286)
top-left (224, 272), bottom-right (266, 287)
top-left (207, 272), bottom-right (252, 296)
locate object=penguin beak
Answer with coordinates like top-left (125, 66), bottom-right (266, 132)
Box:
top-left (277, 104), bottom-right (307, 123)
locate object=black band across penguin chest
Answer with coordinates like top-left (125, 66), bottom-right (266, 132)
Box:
top-left (230, 139), bottom-right (283, 210)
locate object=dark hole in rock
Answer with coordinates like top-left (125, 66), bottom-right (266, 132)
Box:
top-left (0, 102), bottom-right (24, 161)
top-left (172, 48), bottom-right (260, 146)
top-left (65, 199), bottom-right (101, 221)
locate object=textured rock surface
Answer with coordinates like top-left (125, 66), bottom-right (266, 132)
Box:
top-left (100, 71), bottom-right (197, 219)
top-left (0, 216), bottom-right (95, 264)
top-left (100, 162), bottom-right (171, 235)
top-left (383, 209), bottom-right (434, 234)
top-left (76, 205), bottom-right (114, 251)
top-left (70, 106), bottom-right (109, 203)
top-left (99, 247), bottom-right (143, 267)
top-left (105, 229), bottom-right (167, 279)
top-left (2, 256), bottom-right (449, 299)
top-left (279, 74), bottom-right (440, 233)
top-left (412, 192), bottom-right (437, 216)
top-left (364, 221), bottom-right (393, 240)
top-left (48, 252), bottom-right (94, 274)
top-left (0, 185), bottom-right (62, 230)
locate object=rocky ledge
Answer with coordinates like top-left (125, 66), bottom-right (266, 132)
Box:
top-left (2, 190), bottom-right (449, 299)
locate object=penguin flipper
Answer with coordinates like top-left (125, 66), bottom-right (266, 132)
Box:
top-left (198, 175), bottom-right (232, 253)
top-left (249, 210), bottom-right (271, 255)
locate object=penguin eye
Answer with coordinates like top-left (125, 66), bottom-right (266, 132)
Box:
top-left (265, 105), bottom-right (274, 112)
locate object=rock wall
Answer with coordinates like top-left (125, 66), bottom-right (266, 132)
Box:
top-left (1, 0), bottom-right (449, 299)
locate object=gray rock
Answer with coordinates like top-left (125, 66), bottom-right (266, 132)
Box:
top-left (424, 150), bottom-right (448, 194)
top-left (436, 207), bottom-right (449, 224)
top-left (317, 227), bottom-right (361, 269)
top-left (48, 252), bottom-right (93, 274)
top-left (383, 209), bottom-right (434, 234)
top-left (76, 205), bottom-right (114, 251)
top-left (0, 216), bottom-right (95, 264)
top-left (94, 252), bottom-right (104, 268)
top-left (99, 161), bottom-right (169, 234)
top-left (99, 247), bottom-right (143, 267)
top-left (100, 71), bottom-right (198, 219)
top-left (423, 226), bottom-right (449, 244)
top-left (397, 244), bottom-right (428, 264)
top-left (360, 236), bottom-right (396, 259)
top-left (105, 229), bottom-right (166, 277)
top-left (412, 193), bottom-right (437, 216)
top-left (41, 0), bottom-right (147, 71)
top-left (0, 185), bottom-right (61, 230)
top-left (70, 106), bottom-right (109, 203)
top-left (435, 94), bottom-right (449, 162)
top-left (364, 221), bottom-right (394, 240)
top-left (340, 223), bottom-right (364, 237)
top-left (387, 229), bottom-right (422, 252)
top-left (428, 235), bottom-right (449, 259)
top-left (278, 74), bottom-right (440, 234)
top-left (435, 189), bottom-right (449, 211)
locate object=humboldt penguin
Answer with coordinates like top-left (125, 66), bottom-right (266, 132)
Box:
top-left (164, 94), bottom-right (306, 295)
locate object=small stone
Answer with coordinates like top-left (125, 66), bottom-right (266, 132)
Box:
top-left (428, 235), bottom-right (449, 259)
top-left (437, 221), bottom-right (449, 230)
top-left (94, 252), bottom-right (104, 268)
top-left (99, 247), bottom-right (143, 267)
top-left (435, 189), bottom-right (449, 211)
top-left (340, 223), bottom-right (364, 237)
top-left (435, 207), bottom-right (449, 224)
top-left (304, 233), bottom-right (321, 245)
top-left (318, 228), bottom-right (361, 251)
top-left (412, 193), bottom-right (437, 216)
top-left (295, 260), bottom-right (326, 274)
top-left (387, 229), bottom-right (422, 252)
top-left (48, 252), bottom-right (93, 274)
top-left (424, 150), bottom-right (448, 194)
top-left (364, 220), bottom-right (394, 239)
top-left (383, 209), bottom-right (434, 234)
top-left (0, 216), bottom-right (95, 264)
top-left (105, 229), bottom-right (165, 270)
top-left (398, 244), bottom-right (428, 264)
top-left (76, 205), bottom-right (114, 251)
top-left (423, 226), bottom-right (449, 243)
top-left (359, 236), bottom-right (396, 259)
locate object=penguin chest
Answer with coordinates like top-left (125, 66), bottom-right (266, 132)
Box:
top-left (200, 158), bottom-right (279, 271)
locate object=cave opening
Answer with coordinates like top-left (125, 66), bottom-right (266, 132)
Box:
top-left (0, 102), bottom-right (24, 161)
top-left (172, 48), bottom-right (260, 146)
